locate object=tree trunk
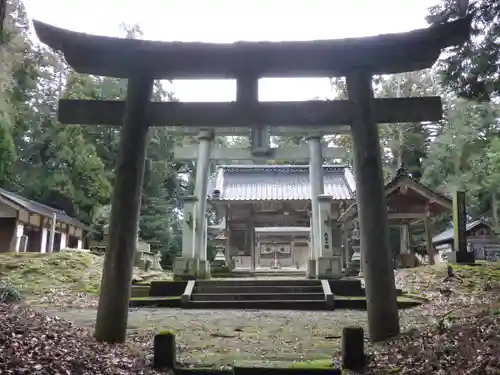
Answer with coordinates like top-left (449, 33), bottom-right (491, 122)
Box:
top-left (492, 192), bottom-right (498, 226)
top-left (346, 70), bottom-right (400, 342)
top-left (0, 0), bottom-right (6, 43)
top-left (424, 217), bottom-right (435, 265)
top-left (94, 76), bottom-right (153, 343)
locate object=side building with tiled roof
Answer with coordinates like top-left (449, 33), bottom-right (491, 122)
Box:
top-left (432, 219), bottom-right (500, 261)
top-left (0, 188), bottom-right (90, 253)
top-left (207, 165), bottom-right (356, 270)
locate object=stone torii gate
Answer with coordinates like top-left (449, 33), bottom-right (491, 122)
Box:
top-left (172, 127), bottom-right (347, 280)
top-left (32, 16), bottom-right (471, 343)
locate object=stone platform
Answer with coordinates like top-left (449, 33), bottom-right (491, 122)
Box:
top-left (129, 277), bottom-right (420, 310)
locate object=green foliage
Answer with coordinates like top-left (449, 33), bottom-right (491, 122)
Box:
top-left (427, 0), bottom-right (500, 101)
top-left (0, 6), bottom-right (184, 261)
top-left (422, 99), bottom-right (500, 218)
top-left (0, 279), bottom-right (22, 303)
top-left (0, 120), bottom-right (16, 185)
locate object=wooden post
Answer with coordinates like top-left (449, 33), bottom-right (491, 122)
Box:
top-left (450, 189), bottom-right (474, 264)
top-left (94, 76), bottom-right (153, 343)
top-left (424, 217), bottom-right (435, 265)
top-left (153, 332), bottom-right (176, 369)
top-left (346, 70), bottom-right (400, 341)
top-left (341, 326), bottom-right (366, 371)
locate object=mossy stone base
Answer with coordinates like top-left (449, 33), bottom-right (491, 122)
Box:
top-left (173, 257), bottom-right (198, 280)
top-left (306, 259), bottom-right (317, 279)
top-left (197, 260), bottom-right (211, 279)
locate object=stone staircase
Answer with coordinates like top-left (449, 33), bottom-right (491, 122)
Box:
top-left (186, 279), bottom-right (329, 310)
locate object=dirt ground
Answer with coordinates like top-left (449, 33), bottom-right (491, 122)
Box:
top-left (41, 306), bottom-right (432, 366)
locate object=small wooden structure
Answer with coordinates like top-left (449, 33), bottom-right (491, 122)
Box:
top-left (0, 188), bottom-right (89, 253)
top-left (338, 169), bottom-right (453, 267)
top-left (32, 15), bottom-right (472, 342)
top-left (433, 219), bottom-right (500, 261)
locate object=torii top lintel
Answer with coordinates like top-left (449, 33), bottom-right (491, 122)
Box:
top-left (33, 16), bottom-right (472, 80)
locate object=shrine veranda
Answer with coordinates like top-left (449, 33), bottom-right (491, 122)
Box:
top-left (32, 16), bottom-right (473, 342)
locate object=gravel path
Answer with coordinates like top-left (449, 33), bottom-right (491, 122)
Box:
top-left (40, 307), bottom-right (432, 366)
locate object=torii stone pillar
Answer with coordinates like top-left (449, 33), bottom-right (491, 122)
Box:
top-left (317, 194), bottom-right (342, 278)
top-left (347, 70), bottom-right (399, 341)
top-left (193, 130), bottom-right (214, 278)
top-left (306, 134), bottom-right (324, 278)
top-left (173, 195), bottom-right (198, 279)
top-left (95, 76), bottom-right (154, 343)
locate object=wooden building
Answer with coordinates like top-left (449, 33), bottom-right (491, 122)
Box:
top-left (433, 219), bottom-right (500, 261)
top-left (208, 164), bottom-right (356, 271)
top-left (338, 169), bottom-right (453, 266)
top-left (0, 188), bottom-right (90, 253)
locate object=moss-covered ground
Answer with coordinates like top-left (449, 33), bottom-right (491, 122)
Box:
top-left (4, 253), bottom-right (500, 369)
top-left (0, 252), bottom-right (172, 307)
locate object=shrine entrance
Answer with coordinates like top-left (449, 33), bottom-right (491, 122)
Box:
top-left (33, 15), bottom-right (472, 342)
top-left (254, 227), bottom-right (309, 270)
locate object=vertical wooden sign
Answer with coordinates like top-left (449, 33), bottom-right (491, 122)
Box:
top-left (452, 190), bottom-right (467, 254)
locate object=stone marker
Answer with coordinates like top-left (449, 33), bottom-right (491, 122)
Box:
top-left (341, 326), bottom-right (365, 371)
top-left (153, 331), bottom-right (176, 369)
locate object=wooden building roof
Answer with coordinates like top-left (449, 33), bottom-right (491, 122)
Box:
top-left (338, 171), bottom-right (452, 223)
top-left (0, 187), bottom-right (90, 230)
top-left (208, 165), bottom-right (356, 201)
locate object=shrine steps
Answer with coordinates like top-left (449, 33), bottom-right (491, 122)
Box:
top-left (191, 292), bottom-right (326, 301)
top-left (129, 278), bottom-right (417, 310)
top-left (186, 279), bottom-right (330, 310)
top-left (194, 285), bottom-right (322, 294)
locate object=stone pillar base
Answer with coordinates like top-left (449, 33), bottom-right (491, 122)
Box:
top-left (306, 259), bottom-right (317, 279)
top-left (317, 256), bottom-right (342, 279)
top-left (197, 260), bottom-right (211, 279)
top-left (173, 257), bottom-right (198, 280)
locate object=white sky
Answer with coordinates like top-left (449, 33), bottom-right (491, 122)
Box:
top-left (23, 0), bottom-right (437, 102)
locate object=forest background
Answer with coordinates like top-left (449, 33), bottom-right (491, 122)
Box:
top-left (1, 0), bottom-right (499, 265)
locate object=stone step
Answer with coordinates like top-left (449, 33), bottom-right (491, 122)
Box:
top-left (185, 300), bottom-right (331, 310)
top-left (195, 279), bottom-right (321, 287)
top-left (193, 285), bottom-right (323, 294)
top-left (191, 292), bottom-right (326, 302)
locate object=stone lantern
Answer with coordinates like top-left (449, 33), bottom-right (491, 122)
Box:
top-left (211, 232), bottom-right (228, 268)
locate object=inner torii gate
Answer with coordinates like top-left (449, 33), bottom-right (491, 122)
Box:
top-left (33, 16), bottom-right (471, 343)
top-left (173, 129), bottom-right (348, 280)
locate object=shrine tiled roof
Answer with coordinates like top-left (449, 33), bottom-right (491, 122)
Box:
top-left (208, 165), bottom-right (356, 201)
top-left (432, 219), bottom-right (487, 245)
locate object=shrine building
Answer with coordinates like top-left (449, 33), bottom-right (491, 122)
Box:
top-left (208, 164), bottom-right (356, 271)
